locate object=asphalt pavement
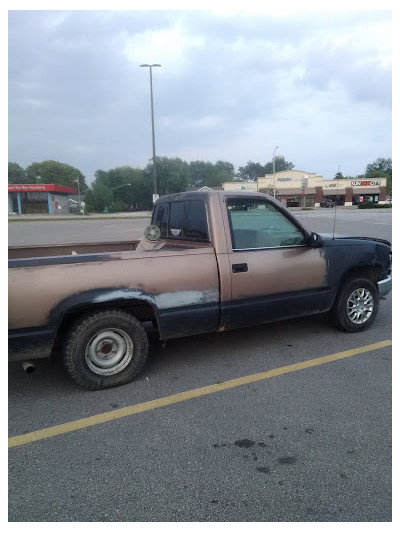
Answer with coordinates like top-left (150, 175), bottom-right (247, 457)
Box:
top-left (8, 206), bottom-right (392, 246)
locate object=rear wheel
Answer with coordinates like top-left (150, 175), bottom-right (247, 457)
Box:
top-left (63, 310), bottom-right (149, 390)
top-left (331, 277), bottom-right (379, 332)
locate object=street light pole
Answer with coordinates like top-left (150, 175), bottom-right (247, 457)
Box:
top-left (140, 63), bottom-right (161, 202)
top-left (272, 146), bottom-right (279, 198)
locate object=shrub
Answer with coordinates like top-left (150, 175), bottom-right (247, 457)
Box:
top-left (357, 202), bottom-right (392, 209)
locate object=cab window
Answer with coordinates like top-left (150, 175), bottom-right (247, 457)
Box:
top-left (227, 198), bottom-right (306, 250)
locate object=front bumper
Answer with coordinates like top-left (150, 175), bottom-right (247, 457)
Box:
top-left (378, 275), bottom-right (392, 298)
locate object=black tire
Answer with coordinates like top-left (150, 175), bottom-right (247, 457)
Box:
top-left (63, 310), bottom-right (149, 390)
top-left (331, 277), bottom-right (379, 332)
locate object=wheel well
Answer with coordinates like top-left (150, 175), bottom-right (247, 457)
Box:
top-left (52, 300), bottom-right (158, 356)
top-left (340, 265), bottom-right (381, 287)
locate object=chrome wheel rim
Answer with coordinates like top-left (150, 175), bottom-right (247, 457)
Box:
top-left (85, 328), bottom-right (133, 376)
top-left (346, 288), bottom-right (374, 325)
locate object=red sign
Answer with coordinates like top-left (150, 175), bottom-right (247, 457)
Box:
top-left (8, 184), bottom-right (77, 194)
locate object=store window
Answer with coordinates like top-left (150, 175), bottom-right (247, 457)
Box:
top-left (285, 197), bottom-right (299, 207)
top-left (20, 191), bottom-right (49, 214)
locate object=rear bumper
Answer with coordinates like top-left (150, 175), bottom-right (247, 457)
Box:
top-left (378, 275), bottom-right (392, 298)
top-left (8, 328), bottom-right (55, 362)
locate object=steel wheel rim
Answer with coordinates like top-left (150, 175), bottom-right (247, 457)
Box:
top-left (85, 328), bottom-right (133, 376)
top-left (346, 287), bottom-right (374, 324)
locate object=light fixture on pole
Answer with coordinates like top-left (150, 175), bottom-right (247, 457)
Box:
top-left (140, 63), bottom-right (161, 203)
top-left (110, 183), bottom-right (131, 213)
top-left (111, 183), bottom-right (131, 200)
top-left (272, 146), bottom-right (279, 198)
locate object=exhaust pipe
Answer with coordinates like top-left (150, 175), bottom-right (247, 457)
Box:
top-left (22, 361), bottom-right (35, 374)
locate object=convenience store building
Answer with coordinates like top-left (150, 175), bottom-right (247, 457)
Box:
top-left (8, 184), bottom-right (77, 215)
top-left (223, 170), bottom-right (388, 207)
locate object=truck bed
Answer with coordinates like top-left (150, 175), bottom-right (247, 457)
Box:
top-left (8, 239), bottom-right (213, 260)
top-left (8, 240), bottom-right (140, 259)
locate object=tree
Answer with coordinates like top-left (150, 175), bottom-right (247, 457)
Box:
top-left (264, 155), bottom-right (295, 174)
top-left (93, 166), bottom-right (153, 211)
top-left (365, 157), bottom-right (392, 196)
top-left (26, 160), bottom-right (88, 192)
top-left (365, 158), bottom-right (392, 177)
top-left (112, 167), bottom-right (152, 211)
top-left (147, 157), bottom-right (191, 196)
top-left (188, 160), bottom-right (235, 188)
top-left (8, 162), bottom-right (30, 184)
top-left (365, 158), bottom-right (392, 196)
top-left (335, 171), bottom-right (344, 180)
top-left (188, 161), bottom-right (216, 188)
top-left (236, 156), bottom-right (295, 181)
top-left (84, 183), bottom-right (113, 213)
top-left (236, 161), bottom-right (266, 182)
top-left (213, 160), bottom-right (235, 184)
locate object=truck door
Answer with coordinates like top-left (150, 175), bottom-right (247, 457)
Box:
top-left (225, 196), bottom-right (328, 329)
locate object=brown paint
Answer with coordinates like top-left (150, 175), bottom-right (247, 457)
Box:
top-left (8, 191), bottom-right (327, 334)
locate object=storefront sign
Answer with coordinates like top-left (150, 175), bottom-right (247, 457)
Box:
top-left (8, 184), bottom-right (77, 194)
top-left (351, 180), bottom-right (381, 187)
top-left (8, 184), bottom-right (48, 192)
top-left (234, 185), bottom-right (256, 190)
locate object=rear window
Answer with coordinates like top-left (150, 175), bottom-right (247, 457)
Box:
top-left (152, 199), bottom-right (209, 241)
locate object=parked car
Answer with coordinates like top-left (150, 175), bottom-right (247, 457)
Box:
top-left (320, 199), bottom-right (336, 208)
top-left (9, 191), bottom-right (392, 389)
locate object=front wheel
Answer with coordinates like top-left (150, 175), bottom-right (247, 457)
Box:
top-left (63, 310), bottom-right (149, 390)
top-left (331, 277), bottom-right (379, 332)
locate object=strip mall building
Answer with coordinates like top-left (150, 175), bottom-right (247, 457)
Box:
top-left (223, 170), bottom-right (388, 207)
top-left (8, 184), bottom-right (77, 215)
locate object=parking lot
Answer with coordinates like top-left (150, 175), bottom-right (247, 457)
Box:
top-left (8, 208), bottom-right (392, 522)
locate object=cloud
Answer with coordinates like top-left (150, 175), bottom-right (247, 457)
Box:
top-left (8, 10), bottom-right (392, 181)
top-left (122, 20), bottom-right (206, 75)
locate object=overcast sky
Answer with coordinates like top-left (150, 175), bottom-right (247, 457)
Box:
top-left (8, 7), bottom-right (392, 184)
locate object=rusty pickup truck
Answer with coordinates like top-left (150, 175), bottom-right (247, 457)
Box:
top-left (8, 191), bottom-right (392, 389)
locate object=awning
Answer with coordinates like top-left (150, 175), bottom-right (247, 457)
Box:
top-left (353, 188), bottom-right (381, 194)
top-left (275, 188), bottom-right (316, 195)
top-left (321, 189), bottom-right (346, 195)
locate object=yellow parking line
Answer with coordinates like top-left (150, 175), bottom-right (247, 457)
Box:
top-left (9, 339), bottom-right (391, 449)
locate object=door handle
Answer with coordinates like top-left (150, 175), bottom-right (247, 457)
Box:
top-left (232, 263), bottom-right (248, 273)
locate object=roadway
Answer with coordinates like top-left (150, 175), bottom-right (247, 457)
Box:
top-left (8, 206), bottom-right (392, 245)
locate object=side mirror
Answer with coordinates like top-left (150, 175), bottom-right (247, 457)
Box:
top-left (309, 232), bottom-right (323, 248)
